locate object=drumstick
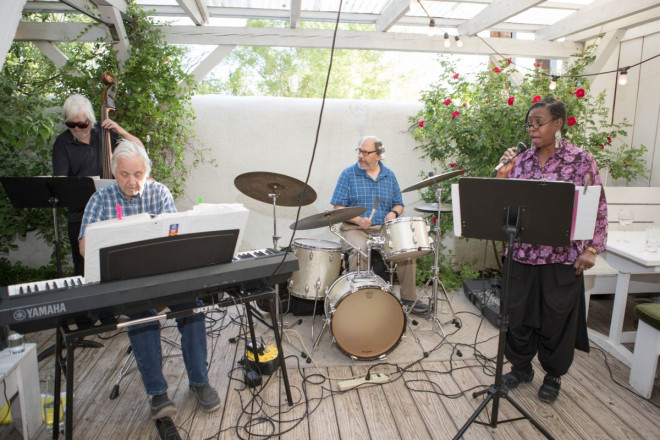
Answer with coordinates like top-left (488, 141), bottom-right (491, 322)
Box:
top-left (368, 197), bottom-right (380, 221)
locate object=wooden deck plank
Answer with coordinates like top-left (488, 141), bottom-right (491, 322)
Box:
top-left (302, 365), bottom-right (342, 439)
top-left (329, 365), bottom-right (371, 439)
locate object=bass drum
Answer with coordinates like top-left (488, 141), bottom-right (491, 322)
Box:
top-left (325, 273), bottom-right (406, 360)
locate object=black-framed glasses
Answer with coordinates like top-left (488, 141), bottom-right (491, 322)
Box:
top-left (355, 148), bottom-right (377, 156)
top-left (65, 120), bottom-right (90, 129)
top-left (523, 118), bottom-right (557, 131)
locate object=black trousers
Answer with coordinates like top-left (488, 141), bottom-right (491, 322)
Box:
top-left (67, 221), bottom-right (84, 276)
top-left (502, 261), bottom-right (589, 377)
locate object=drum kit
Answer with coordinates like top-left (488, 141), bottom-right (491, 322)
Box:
top-left (234, 168), bottom-right (464, 361)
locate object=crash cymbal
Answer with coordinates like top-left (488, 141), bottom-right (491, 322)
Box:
top-left (402, 169), bottom-right (465, 193)
top-left (414, 203), bottom-right (453, 213)
top-left (234, 172), bottom-right (317, 207)
top-left (290, 207), bottom-right (367, 230)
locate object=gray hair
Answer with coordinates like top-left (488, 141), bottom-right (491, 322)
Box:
top-left (111, 140), bottom-right (152, 177)
top-left (61, 94), bottom-right (97, 125)
top-left (359, 135), bottom-right (385, 155)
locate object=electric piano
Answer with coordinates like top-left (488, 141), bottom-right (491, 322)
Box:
top-left (0, 250), bottom-right (297, 334)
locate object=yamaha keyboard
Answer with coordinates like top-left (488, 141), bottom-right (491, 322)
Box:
top-left (0, 250), bottom-right (297, 334)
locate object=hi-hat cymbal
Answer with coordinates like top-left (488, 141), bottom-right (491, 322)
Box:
top-left (234, 172), bottom-right (317, 207)
top-left (402, 169), bottom-right (465, 193)
top-left (414, 203), bottom-right (453, 213)
top-left (290, 207), bottom-right (366, 230)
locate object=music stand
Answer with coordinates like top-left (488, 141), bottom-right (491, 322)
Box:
top-left (0, 176), bottom-right (97, 275)
top-left (453, 177), bottom-right (575, 440)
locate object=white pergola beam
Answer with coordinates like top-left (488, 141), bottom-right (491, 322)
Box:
top-left (97, 4), bottom-right (130, 61)
top-left (187, 44), bottom-right (236, 84)
top-left (32, 41), bottom-right (69, 67)
top-left (583, 29), bottom-right (625, 79)
top-left (565, 6), bottom-right (660, 43)
top-left (15, 22), bottom-right (583, 59)
top-left (458, 0), bottom-right (544, 36)
top-left (176, 0), bottom-right (209, 26)
top-left (290, 0), bottom-right (301, 28)
top-left (0, 0), bottom-right (25, 71)
top-left (376, 0), bottom-right (410, 33)
top-left (535, 0), bottom-right (660, 41)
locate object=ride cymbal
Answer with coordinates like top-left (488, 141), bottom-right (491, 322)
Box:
top-left (234, 172), bottom-right (317, 207)
top-left (414, 203), bottom-right (453, 213)
top-left (402, 169), bottom-right (465, 193)
top-left (290, 207), bottom-right (367, 230)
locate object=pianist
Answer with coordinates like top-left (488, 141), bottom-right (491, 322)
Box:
top-left (78, 140), bottom-right (221, 420)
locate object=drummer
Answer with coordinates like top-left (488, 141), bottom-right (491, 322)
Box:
top-left (331, 136), bottom-right (428, 315)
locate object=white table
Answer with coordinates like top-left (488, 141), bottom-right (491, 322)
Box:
top-left (0, 343), bottom-right (42, 439)
top-left (591, 231), bottom-right (660, 366)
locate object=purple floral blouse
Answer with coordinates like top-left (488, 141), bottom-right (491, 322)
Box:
top-left (508, 138), bottom-right (608, 265)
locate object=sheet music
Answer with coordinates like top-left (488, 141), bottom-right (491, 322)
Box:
top-left (84, 204), bottom-right (249, 283)
top-left (571, 185), bottom-right (600, 240)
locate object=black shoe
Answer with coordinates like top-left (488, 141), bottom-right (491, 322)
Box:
top-left (538, 375), bottom-right (561, 403)
top-left (401, 299), bottom-right (429, 315)
top-left (190, 383), bottom-right (222, 412)
top-left (501, 368), bottom-right (534, 389)
top-left (151, 393), bottom-right (177, 420)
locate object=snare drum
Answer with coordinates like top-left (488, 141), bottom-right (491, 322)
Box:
top-left (288, 239), bottom-right (343, 299)
top-left (325, 273), bottom-right (405, 360)
top-left (380, 216), bottom-right (432, 261)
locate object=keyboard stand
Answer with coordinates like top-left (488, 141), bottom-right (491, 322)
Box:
top-left (51, 289), bottom-right (293, 440)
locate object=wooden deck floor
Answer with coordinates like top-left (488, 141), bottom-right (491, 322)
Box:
top-left (1, 293), bottom-right (658, 440)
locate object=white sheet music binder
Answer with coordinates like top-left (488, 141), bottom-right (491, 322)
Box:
top-left (84, 203), bottom-right (249, 283)
top-left (451, 183), bottom-right (600, 241)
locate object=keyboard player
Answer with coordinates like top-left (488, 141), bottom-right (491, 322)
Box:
top-left (79, 140), bottom-right (222, 420)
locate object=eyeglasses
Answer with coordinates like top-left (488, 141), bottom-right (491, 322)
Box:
top-left (523, 118), bottom-right (557, 131)
top-left (355, 148), bottom-right (377, 156)
top-left (65, 120), bottom-right (90, 129)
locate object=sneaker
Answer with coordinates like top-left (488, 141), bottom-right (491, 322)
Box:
top-left (401, 299), bottom-right (429, 315)
top-left (501, 367), bottom-right (534, 389)
top-left (150, 393), bottom-right (177, 420)
top-left (190, 383), bottom-right (222, 412)
top-left (538, 374), bottom-right (561, 403)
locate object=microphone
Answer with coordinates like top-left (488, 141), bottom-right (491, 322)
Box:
top-left (494, 142), bottom-right (528, 172)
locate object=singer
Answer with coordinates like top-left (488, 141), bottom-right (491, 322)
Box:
top-left (495, 98), bottom-right (608, 403)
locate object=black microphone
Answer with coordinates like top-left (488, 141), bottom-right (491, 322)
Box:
top-left (494, 142), bottom-right (528, 172)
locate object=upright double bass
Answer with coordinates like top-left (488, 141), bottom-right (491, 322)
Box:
top-left (100, 71), bottom-right (117, 179)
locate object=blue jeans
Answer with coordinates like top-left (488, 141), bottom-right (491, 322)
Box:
top-left (127, 300), bottom-right (209, 396)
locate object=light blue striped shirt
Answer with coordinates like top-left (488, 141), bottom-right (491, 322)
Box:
top-left (79, 180), bottom-right (176, 240)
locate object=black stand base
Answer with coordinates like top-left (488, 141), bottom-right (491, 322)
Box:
top-left (454, 385), bottom-right (554, 439)
top-left (155, 417), bottom-right (182, 440)
top-left (38, 339), bottom-right (103, 362)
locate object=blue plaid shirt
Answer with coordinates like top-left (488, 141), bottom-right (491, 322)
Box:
top-left (330, 162), bottom-right (404, 226)
top-left (79, 180), bottom-right (177, 240)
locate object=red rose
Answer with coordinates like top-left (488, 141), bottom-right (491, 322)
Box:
top-left (462, 102), bottom-right (467, 106)
top-left (507, 58), bottom-right (512, 65)
top-left (575, 88), bottom-right (585, 98)
top-left (452, 111), bottom-right (460, 119)
top-left (607, 136), bottom-right (612, 143)
top-left (532, 95), bottom-right (542, 103)
top-left (600, 144), bottom-right (605, 149)
top-left (493, 67), bottom-right (501, 73)
top-left (507, 96), bottom-right (515, 106)
top-left (432, 216), bottom-right (437, 224)
top-left (458, 168), bottom-right (464, 171)
top-left (444, 98), bottom-right (452, 106)
top-left (567, 116), bottom-right (576, 126)
top-left (450, 163), bottom-right (457, 167)
top-left (535, 62), bottom-right (541, 67)
top-left (453, 73), bottom-right (459, 79)
top-left (419, 120), bottom-right (424, 128)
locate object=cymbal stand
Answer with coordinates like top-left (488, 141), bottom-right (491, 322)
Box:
top-left (268, 190), bottom-right (281, 249)
top-left (426, 185), bottom-right (460, 342)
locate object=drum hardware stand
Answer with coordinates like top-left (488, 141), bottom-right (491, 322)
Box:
top-left (268, 191), bottom-right (282, 250)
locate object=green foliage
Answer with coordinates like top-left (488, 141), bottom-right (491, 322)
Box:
top-left (409, 49), bottom-right (647, 181)
top-left (198, 20), bottom-right (393, 99)
top-left (0, 258), bottom-right (59, 286)
top-left (1, 5), bottom-right (201, 276)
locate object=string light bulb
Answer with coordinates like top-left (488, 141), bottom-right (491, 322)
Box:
top-left (618, 68), bottom-right (628, 86)
top-left (428, 18), bottom-right (436, 36)
top-left (444, 32), bottom-right (451, 48)
top-left (455, 35), bottom-right (463, 48)
top-left (549, 75), bottom-right (558, 91)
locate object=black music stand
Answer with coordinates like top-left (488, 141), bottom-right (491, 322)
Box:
top-left (453, 177), bottom-right (575, 440)
top-left (0, 177), bottom-right (104, 362)
top-left (0, 176), bottom-right (97, 275)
